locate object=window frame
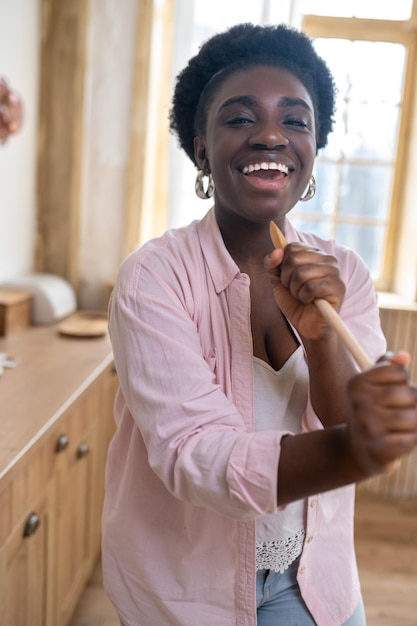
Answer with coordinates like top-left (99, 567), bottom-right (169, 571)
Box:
top-left (302, 12), bottom-right (417, 293)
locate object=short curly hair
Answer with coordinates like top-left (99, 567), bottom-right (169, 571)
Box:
top-left (169, 23), bottom-right (336, 166)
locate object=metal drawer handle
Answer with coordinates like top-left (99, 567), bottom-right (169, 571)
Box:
top-left (76, 441), bottom-right (90, 459)
top-left (55, 433), bottom-right (69, 453)
top-left (23, 512), bottom-right (40, 538)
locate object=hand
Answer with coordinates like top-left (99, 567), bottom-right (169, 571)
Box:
top-left (347, 352), bottom-right (417, 477)
top-left (265, 243), bottom-right (345, 339)
top-left (0, 77), bottom-right (24, 144)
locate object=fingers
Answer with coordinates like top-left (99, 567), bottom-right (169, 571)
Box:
top-left (265, 244), bottom-right (346, 340)
top-left (350, 358), bottom-right (417, 413)
top-left (348, 356), bottom-right (417, 475)
top-left (265, 248), bottom-right (284, 271)
top-left (378, 350), bottom-right (411, 368)
top-left (267, 243), bottom-right (344, 306)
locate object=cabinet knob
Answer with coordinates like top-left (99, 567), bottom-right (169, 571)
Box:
top-left (76, 441), bottom-right (90, 459)
top-left (55, 433), bottom-right (69, 453)
top-left (23, 512), bottom-right (40, 538)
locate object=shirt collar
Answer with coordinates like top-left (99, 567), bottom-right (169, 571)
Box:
top-left (196, 210), bottom-right (306, 294)
top-left (197, 208), bottom-right (241, 294)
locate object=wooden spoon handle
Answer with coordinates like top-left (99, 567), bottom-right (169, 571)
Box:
top-left (269, 221), bottom-right (372, 371)
top-left (269, 220), bottom-right (401, 473)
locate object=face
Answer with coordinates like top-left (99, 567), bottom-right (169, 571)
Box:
top-left (194, 65), bottom-right (317, 224)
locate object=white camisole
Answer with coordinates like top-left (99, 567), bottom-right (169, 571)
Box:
top-left (254, 346), bottom-right (309, 573)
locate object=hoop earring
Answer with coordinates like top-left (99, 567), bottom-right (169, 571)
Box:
top-left (195, 170), bottom-right (215, 199)
top-left (299, 175), bottom-right (316, 202)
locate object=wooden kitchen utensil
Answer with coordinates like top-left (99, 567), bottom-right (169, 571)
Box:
top-left (269, 220), bottom-right (402, 474)
top-left (269, 221), bottom-right (372, 371)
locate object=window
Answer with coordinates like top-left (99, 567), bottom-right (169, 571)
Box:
top-left (299, 0), bottom-right (413, 20)
top-left (290, 37), bottom-right (406, 282)
top-left (301, 6), bottom-right (417, 292)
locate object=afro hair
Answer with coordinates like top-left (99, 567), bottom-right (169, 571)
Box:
top-left (169, 23), bottom-right (336, 166)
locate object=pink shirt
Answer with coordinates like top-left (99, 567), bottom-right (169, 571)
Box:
top-left (102, 208), bottom-right (386, 626)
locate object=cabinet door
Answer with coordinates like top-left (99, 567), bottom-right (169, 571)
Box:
top-left (54, 388), bottom-right (96, 626)
top-left (0, 494), bottom-right (53, 626)
top-left (90, 364), bottom-right (118, 554)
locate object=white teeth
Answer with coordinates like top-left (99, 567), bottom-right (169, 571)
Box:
top-left (242, 162), bottom-right (289, 175)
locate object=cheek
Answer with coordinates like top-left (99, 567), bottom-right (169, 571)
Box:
top-left (297, 139), bottom-right (317, 176)
top-left (206, 137), bottom-right (234, 176)
top-left (296, 132), bottom-right (317, 156)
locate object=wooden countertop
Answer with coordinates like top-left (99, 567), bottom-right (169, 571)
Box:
top-left (0, 324), bottom-right (113, 482)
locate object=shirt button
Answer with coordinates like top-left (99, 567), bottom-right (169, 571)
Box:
top-left (299, 566), bottom-right (306, 574)
top-left (306, 535), bottom-right (313, 543)
top-left (310, 499), bottom-right (317, 508)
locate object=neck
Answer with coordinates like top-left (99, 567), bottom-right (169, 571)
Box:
top-left (215, 207), bottom-right (286, 267)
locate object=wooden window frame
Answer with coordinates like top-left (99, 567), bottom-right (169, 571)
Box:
top-left (303, 8), bottom-right (417, 294)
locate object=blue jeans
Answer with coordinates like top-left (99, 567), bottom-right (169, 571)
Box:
top-left (120, 562), bottom-right (366, 626)
top-left (256, 559), bottom-right (367, 625)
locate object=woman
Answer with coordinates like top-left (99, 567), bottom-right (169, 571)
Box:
top-left (102, 23), bottom-right (417, 626)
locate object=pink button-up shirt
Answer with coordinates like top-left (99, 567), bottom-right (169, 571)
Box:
top-left (102, 208), bottom-right (386, 626)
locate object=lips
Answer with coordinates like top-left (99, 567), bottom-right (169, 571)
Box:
top-left (239, 161), bottom-right (292, 191)
top-left (241, 162), bottom-right (290, 176)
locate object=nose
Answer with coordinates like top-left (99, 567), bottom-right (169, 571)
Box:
top-left (248, 120), bottom-right (289, 150)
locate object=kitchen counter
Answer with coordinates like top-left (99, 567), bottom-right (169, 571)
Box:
top-left (0, 322), bottom-right (117, 626)
top-left (0, 323), bottom-right (113, 482)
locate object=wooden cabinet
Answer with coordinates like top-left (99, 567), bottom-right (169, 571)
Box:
top-left (89, 364), bottom-right (119, 554)
top-left (0, 326), bottom-right (116, 626)
top-left (0, 491), bottom-right (54, 626)
top-left (54, 387), bottom-right (97, 626)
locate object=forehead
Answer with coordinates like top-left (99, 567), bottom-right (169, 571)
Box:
top-left (209, 65), bottom-right (314, 112)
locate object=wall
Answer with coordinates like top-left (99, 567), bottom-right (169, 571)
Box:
top-left (0, 0), bottom-right (164, 310)
top-left (0, 0), bottom-right (40, 281)
top-left (78, 0), bottom-right (138, 309)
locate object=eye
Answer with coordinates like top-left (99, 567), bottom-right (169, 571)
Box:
top-left (225, 115), bottom-right (254, 127)
top-left (284, 117), bottom-right (309, 128)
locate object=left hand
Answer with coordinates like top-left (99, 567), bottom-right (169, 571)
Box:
top-left (346, 351), bottom-right (417, 476)
top-left (265, 242), bottom-right (345, 339)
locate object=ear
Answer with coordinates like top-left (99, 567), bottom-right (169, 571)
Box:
top-left (194, 136), bottom-right (209, 171)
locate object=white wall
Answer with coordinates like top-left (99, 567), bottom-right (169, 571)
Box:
top-left (0, 0), bottom-right (40, 281)
top-left (0, 0), bottom-right (138, 308)
top-left (78, 0), bottom-right (138, 309)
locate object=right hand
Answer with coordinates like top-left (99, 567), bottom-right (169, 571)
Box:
top-left (265, 243), bottom-right (345, 341)
top-left (347, 351), bottom-right (417, 477)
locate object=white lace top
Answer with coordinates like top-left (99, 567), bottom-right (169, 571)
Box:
top-left (253, 347), bottom-right (309, 573)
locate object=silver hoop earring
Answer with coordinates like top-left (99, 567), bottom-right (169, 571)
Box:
top-left (299, 175), bottom-right (316, 202)
top-left (195, 170), bottom-right (215, 199)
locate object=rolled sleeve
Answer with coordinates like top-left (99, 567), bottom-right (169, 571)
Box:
top-left (227, 430), bottom-right (291, 516)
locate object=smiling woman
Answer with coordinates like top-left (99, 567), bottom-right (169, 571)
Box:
top-left (192, 66), bottom-right (316, 227)
top-left (101, 22), bottom-right (417, 626)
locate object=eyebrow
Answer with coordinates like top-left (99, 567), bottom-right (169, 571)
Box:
top-left (218, 95), bottom-right (313, 113)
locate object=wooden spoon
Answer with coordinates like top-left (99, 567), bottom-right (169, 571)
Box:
top-left (270, 220), bottom-right (402, 473)
top-left (269, 220), bottom-right (372, 371)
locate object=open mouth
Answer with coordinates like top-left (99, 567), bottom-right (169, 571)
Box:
top-left (241, 162), bottom-right (290, 177)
